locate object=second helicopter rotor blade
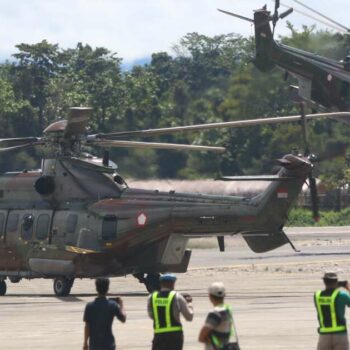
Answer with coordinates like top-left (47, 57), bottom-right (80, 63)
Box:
top-left (291, 0), bottom-right (350, 32)
top-left (92, 112), bottom-right (350, 139)
top-left (280, 1), bottom-right (348, 33)
top-left (89, 139), bottom-right (226, 153)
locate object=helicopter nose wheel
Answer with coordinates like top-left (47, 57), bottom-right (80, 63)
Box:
top-left (0, 280), bottom-right (7, 296)
top-left (53, 277), bottom-right (74, 297)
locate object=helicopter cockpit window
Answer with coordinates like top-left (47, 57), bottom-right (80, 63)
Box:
top-left (102, 215), bottom-right (117, 240)
top-left (66, 214), bottom-right (78, 234)
top-left (21, 214), bottom-right (34, 241)
top-left (36, 214), bottom-right (50, 240)
top-left (7, 213), bottom-right (19, 232)
top-left (0, 213), bottom-right (4, 237)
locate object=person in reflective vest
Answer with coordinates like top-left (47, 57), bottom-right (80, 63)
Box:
top-left (314, 272), bottom-right (350, 350)
top-left (198, 282), bottom-right (239, 350)
top-left (147, 273), bottom-right (194, 350)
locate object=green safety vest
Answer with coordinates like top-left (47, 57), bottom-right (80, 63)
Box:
top-left (315, 289), bottom-right (347, 334)
top-left (210, 304), bottom-right (235, 350)
top-left (151, 291), bottom-right (183, 334)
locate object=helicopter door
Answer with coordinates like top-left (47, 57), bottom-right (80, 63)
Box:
top-left (101, 215), bottom-right (118, 241)
top-left (5, 211), bottom-right (20, 248)
top-left (31, 210), bottom-right (53, 244)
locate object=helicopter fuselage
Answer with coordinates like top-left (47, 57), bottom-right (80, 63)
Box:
top-left (0, 154), bottom-right (308, 285)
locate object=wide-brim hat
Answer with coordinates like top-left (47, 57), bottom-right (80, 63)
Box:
top-left (323, 272), bottom-right (338, 280)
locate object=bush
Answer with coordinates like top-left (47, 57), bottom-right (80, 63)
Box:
top-left (287, 207), bottom-right (350, 226)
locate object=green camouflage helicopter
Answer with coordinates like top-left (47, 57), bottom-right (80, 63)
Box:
top-left (0, 107), bottom-right (349, 296)
top-left (219, 0), bottom-right (350, 114)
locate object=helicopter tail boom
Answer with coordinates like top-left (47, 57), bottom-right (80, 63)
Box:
top-left (238, 154), bottom-right (312, 252)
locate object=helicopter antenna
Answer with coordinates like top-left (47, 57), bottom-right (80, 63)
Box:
top-left (291, 0), bottom-right (350, 32)
top-left (280, 2), bottom-right (349, 33)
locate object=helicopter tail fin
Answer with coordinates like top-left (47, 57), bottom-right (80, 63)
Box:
top-left (253, 8), bottom-right (277, 71)
top-left (240, 154), bottom-right (311, 252)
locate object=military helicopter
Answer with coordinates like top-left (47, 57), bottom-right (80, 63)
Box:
top-left (0, 107), bottom-right (349, 296)
top-left (218, 1), bottom-right (350, 115)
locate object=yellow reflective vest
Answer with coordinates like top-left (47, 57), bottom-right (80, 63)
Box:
top-left (151, 291), bottom-right (183, 334)
top-left (315, 289), bottom-right (347, 334)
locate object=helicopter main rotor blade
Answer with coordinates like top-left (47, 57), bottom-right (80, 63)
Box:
top-left (93, 112), bottom-right (350, 139)
top-left (0, 137), bottom-right (41, 147)
top-left (0, 142), bottom-right (43, 153)
top-left (217, 9), bottom-right (254, 23)
top-left (64, 107), bottom-right (92, 138)
top-left (89, 139), bottom-right (226, 153)
top-left (291, 0), bottom-right (350, 32)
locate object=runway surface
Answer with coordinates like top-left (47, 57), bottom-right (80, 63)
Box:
top-left (1, 226), bottom-right (350, 349)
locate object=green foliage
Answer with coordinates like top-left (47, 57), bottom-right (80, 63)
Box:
top-left (1, 26), bottom-right (350, 185)
top-left (287, 207), bottom-right (350, 226)
top-left (287, 208), bottom-right (315, 226)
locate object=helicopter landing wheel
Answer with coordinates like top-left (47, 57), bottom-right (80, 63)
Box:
top-left (53, 277), bottom-right (73, 297)
top-left (145, 273), bottom-right (160, 293)
top-left (0, 280), bottom-right (7, 296)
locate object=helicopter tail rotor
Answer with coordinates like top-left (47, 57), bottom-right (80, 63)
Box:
top-left (218, 1), bottom-right (293, 37)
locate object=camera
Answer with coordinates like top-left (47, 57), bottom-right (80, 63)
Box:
top-left (338, 280), bottom-right (349, 289)
top-left (181, 293), bottom-right (192, 303)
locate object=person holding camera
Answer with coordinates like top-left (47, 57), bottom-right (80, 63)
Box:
top-left (147, 273), bottom-right (193, 350)
top-left (199, 282), bottom-right (240, 350)
top-left (83, 277), bottom-right (126, 350)
top-left (315, 272), bottom-right (350, 350)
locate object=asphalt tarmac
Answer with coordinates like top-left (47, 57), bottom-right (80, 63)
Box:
top-left (1, 226), bottom-right (350, 349)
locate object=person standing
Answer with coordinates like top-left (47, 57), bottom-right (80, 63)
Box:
top-left (315, 272), bottom-right (350, 350)
top-left (147, 273), bottom-right (194, 350)
top-left (83, 277), bottom-right (126, 350)
top-left (199, 282), bottom-right (239, 350)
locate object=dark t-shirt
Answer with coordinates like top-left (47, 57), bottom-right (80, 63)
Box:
top-left (84, 297), bottom-right (123, 350)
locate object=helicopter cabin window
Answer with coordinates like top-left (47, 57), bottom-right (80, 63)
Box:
top-left (66, 214), bottom-right (78, 234)
top-left (21, 214), bottom-right (34, 241)
top-left (102, 215), bottom-right (117, 240)
top-left (7, 213), bottom-right (19, 232)
top-left (0, 213), bottom-right (4, 237)
top-left (36, 214), bottom-right (50, 240)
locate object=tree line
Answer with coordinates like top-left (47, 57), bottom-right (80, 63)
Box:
top-left (1, 25), bottom-right (350, 188)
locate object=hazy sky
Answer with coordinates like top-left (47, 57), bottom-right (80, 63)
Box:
top-left (0, 0), bottom-right (348, 64)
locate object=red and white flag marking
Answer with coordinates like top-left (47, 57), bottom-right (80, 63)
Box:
top-left (277, 188), bottom-right (288, 199)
